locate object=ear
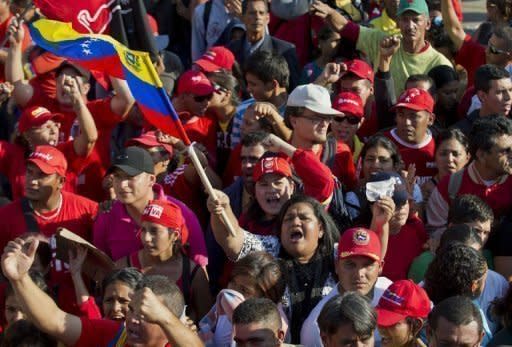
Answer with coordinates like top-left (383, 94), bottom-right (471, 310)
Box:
top-left (425, 16), bottom-right (431, 31)
top-left (318, 222), bottom-right (324, 239)
top-left (476, 90), bottom-right (487, 103)
top-left (277, 329), bottom-right (285, 343)
top-left (270, 79), bottom-right (279, 93)
top-left (428, 112), bottom-right (435, 126)
top-left (148, 174), bottom-right (156, 186)
top-left (81, 81), bottom-right (91, 96)
top-left (320, 333), bottom-right (329, 347)
top-left (222, 90), bottom-right (232, 104)
top-left (57, 175), bottom-right (66, 189)
top-left (470, 278), bottom-right (481, 295)
top-left (289, 115), bottom-right (298, 130)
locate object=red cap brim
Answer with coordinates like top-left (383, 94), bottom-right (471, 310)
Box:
top-left (376, 307), bottom-right (408, 327)
top-left (27, 158), bottom-right (59, 176)
top-left (125, 137), bottom-right (173, 155)
top-left (391, 103), bottom-right (428, 112)
top-left (195, 59), bottom-right (221, 73)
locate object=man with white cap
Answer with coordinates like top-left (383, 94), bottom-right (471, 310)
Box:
top-left (285, 84), bottom-right (357, 189)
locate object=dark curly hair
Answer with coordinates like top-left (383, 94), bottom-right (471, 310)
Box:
top-left (424, 243), bottom-right (487, 304)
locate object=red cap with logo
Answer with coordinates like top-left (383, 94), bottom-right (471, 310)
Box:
top-left (18, 106), bottom-right (63, 133)
top-left (376, 280), bottom-right (431, 327)
top-left (338, 227), bottom-right (382, 261)
top-left (252, 156), bottom-right (293, 182)
top-left (141, 200), bottom-right (189, 244)
top-left (391, 88), bottom-right (434, 113)
top-left (346, 59), bottom-right (374, 84)
top-left (27, 145), bottom-right (68, 177)
top-left (125, 131), bottom-right (173, 156)
top-left (176, 70), bottom-right (214, 96)
top-left (332, 92), bottom-right (364, 118)
top-left (194, 46), bottom-right (235, 73)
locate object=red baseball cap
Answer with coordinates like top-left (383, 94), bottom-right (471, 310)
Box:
top-left (376, 280), bottom-right (431, 327)
top-left (346, 59), bottom-right (374, 84)
top-left (194, 46), bottom-right (235, 73)
top-left (27, 145), bottom-right (68, 177)
top-left (125, 131), bottom-right (173, 156)
top-left (338, 227), bottom-right (382, 261)
top-left (18, 106), bottom-right (63, 133)
top-left (252, 156), bottom-right (293, 182)
top-left (332, 92), bottom-right (364, 118)
top-left (176, 70), bottom-right (214, 96)
top-left (391, 88), bottom-right (434, 113)
top-left (141, 200), bottom-right (189, 244)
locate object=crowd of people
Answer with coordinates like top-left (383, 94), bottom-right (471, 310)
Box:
top-left (0, 0), bottom-right (511, 345)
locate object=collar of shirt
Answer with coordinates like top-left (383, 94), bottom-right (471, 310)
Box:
top-left (244, 35), bottom-right (265, 55)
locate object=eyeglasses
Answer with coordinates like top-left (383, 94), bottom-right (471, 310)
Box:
top-left (488, 43), bottom-right (509, 55)
top-left (333, 115), bottom-right (361, 124)
top-left (193, 94), bottom-right (213, 102)
top-left (212, 83), bottom-right (228, 94)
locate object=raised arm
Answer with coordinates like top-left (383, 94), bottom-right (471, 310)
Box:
top-left (68, 246), bottom-right (91, 305)
top-left (252, 102), bottom-right (292, 141)
top-left (130, 287), bottom-right (205, 347)
top-left (375, 36), bottom-right (399, 130)
top-left (441, 0), bottom-right (465, 51)
top-left (6, 17), bottom-right (33, 107)
top-left (310, 0), bottom-right (349, 32)
top-left (1, 238), bottom-right (82, 346)
top-left (64, 76), bottom-right (98, 156)
top-left (206, 189), bottom-right (245, 260)
top-left (369, 196), bottom-right (395, 260)
top-left (110, 77), bottom-right (135, 119)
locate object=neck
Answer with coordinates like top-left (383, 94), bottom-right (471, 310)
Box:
top-left (480, 104), bottom-right (501, 117)
top-left (126, 189), bottom-right (155, 224)
top-left (291, 134), bottom-right (322, 153)
top-left (474, 160), bottom-right (502, 181)
top-left (295, 252), bottom-right (315, 264)
top-left (144, 248), bottom-right (175, 264)
top-left (30, 192), bottom-right (61, 212)
top-left (316, 56), bottom-right (331, 67)
top-left (247, 31), bottom-right (264, 44)
top-left (268, 90), bottom-right (288, 109)
top-left (402, 38), bottom-right (427, 54)
top-left (216, 105), bottom-right (236, 122)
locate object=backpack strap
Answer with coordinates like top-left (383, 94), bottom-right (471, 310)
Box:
top-left (203, 0), bottom-right (213, 46)
top-left (448, 169), bottom-right (465, 202)
top-left (21, 198), bottom-right (39, 233)
top-left (181, 252), bottom-right (191, 304)
top-left (322, 135), bottom-right (337, 170)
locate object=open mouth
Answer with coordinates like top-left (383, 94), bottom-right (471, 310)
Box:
top-left (127, 326), bottom-right (142, 341)
top-left (289, 230), bottom-right (304, 242)
top-left (265, 195), bottom-right (281, 206)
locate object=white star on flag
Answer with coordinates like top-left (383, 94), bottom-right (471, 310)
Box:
top-left (83, 48), bottom-right (92, 55)
top-left (81, 43), bottom-right (89, 48)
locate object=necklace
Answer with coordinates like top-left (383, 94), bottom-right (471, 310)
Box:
top-left (29, 194), bottom-right (63, 220)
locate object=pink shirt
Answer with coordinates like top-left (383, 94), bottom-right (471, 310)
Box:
top-left (93, 184), bottom-right (208, 266)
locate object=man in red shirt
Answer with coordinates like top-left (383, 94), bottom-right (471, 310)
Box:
top-left (0, 145), bottom-right (98, 313)
top-left (285, 84), bottom-right (357, 189)
top-left (384, 88), bottom-right (436, 184)
top-left (172, 69), bottom-right (217, 165)
top-left (427, 116), bottom-right (512, 277)
top-left (1, 238), bottom-right (203, 347)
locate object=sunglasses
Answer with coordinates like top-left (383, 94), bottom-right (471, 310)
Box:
top-left (193, 94), bottom-right (213, 102)
top-left (488, 44), bottom-right (509, 55)
top-left (333, 115), bottom-right (361, 124)
top-left (212, 83), bottom-right (228, 94)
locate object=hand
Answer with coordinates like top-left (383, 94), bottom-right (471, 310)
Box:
top-left (130, 287), bottom-right (174, 325)
top-left (379, 35), bottom-right (400, 59)
top-left (316, 62), bottom-right (347, 85)
top-left (371, 196), bottom-right (396, 226)
top-left (62, 76), bottom-right (84, 108)
top-left (2, 238), bottom-right (39, 282)
top-left (206, 189), bottom-right (230, 215)
top-left (68, 246), bottom-right (88, 277)
top-left (182, 316), bottom-right (198, 333)
top-left (225, 0), bottom-right (242, 17)
top-left (0, 82), bottom-right (13, 104)
top-left (310, 1), bottom-right (346, 31)
top-left (253, 102), bottom-right (279, 123)
top-left (188, 143), bottom-right (209, 168)
top-left (7, 16), bottom-right (24, 47)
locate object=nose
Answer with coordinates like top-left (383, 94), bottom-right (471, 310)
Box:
top-left (447, 152), bottom-right (455, 162)
top-left (112, 301), bottom-right (122, 313)
top-left (141, 231), bottom-right (152, 244)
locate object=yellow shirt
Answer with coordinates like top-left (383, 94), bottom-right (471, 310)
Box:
top-left (352, 135), bottom-right (363, 164)
top-left (369, 9), bottom-right (401, 36)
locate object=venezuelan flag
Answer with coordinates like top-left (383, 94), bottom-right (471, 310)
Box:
top-left (29, 19), bottom-right (191, 144)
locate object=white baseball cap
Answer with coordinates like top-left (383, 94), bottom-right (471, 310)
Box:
top-left (287, 84), bottom-right (342, 116)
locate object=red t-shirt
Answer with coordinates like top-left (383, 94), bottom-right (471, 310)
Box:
top-left (74, 318), bottom-right (172, 347)
top-left (437, 168), bottom-right (512, 219)
top-left (384, 128), bottom-right (437, 185)
top-left (382, 216), bottom-right (427, 281)
top-left (0, 191), bottom-right (98, 313)
top-left (454, 35), bottom-right (486, 88)
top-left (181, 114), bottom-right (218, 168)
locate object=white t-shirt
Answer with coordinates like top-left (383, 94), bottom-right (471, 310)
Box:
top-left (300, 277), bottom-right (393, 347)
